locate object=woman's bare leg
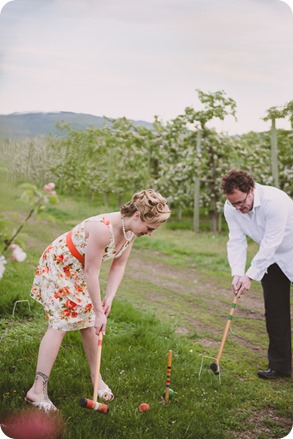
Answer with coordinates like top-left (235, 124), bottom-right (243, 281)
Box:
top-left (80, 327), bottom-right (113, 400)
top-left (26, 326), bottom-right (66, 403)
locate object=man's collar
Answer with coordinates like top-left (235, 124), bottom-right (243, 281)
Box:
top-left (251, 183), bottom-right (261, 211)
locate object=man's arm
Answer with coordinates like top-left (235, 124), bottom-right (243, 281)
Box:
top-left (246, 196), bottom-right (289, 281)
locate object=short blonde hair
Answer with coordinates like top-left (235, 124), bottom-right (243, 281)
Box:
top-left (121, 189), bottom-right (171, 225)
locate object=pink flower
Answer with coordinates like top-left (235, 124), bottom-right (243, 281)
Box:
top-left (10, 244), bottom-right (27, 262)
top-left (0, 256), bottom-right (7, 279)
top-left (43, 182), bottom-right (55, 192)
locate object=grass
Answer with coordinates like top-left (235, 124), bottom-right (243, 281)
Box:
top-left (0, 174), bottom-right (292, 439)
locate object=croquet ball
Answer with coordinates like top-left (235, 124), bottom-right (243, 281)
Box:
top-left (139, 403), bottom-right (150, 412)
top-left (1, 408), bottom-right (64, 439)
top-left (163, 388), bottom-right (175, 399)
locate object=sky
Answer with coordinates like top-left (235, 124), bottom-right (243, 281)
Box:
top-left (0, 0), bottom-right (293, 135)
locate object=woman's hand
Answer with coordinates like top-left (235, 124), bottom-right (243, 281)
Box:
top-left (102, 296), bottom-right (113, 317)
top-left (94, 311), bottom-right (107, 335)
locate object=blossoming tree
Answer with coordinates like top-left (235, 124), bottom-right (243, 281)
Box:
top-left (0, 182), bottom-right (58, 280)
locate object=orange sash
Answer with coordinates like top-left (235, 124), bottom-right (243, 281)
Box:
top-left (66, 229), bottom-right (85, 265)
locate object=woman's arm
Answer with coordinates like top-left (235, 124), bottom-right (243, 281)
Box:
top-left (102, 242), bottom-right (134, 317)
top-left (84, 221), bottom-right (110, 334)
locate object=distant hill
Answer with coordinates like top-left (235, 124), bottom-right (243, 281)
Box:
top-left (0, 112), bottom-right (153, 139)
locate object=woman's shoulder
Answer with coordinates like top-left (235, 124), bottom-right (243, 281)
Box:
top-left (85, 212), bottom-right (120, 227)
top-left (84, 212), bottom-right (121, 239)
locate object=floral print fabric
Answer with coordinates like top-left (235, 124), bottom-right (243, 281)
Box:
top-left (30, 215), bottom-right (134, 331)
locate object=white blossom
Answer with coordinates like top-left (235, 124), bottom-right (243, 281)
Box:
top-left (9, 244), bottom-right (27, 262)
top-left (0, 256), bottom-right (7, 279)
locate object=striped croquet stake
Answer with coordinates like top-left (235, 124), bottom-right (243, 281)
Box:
top-left (164, 350), bottom-right (173, 404)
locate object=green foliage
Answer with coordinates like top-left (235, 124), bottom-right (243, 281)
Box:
top-left (232, 129), bottom-right (293, 195)
top-left (184, 89), bottom-right (237, 130)
top-left (0, 176), bottom-right (59, 278)
top-left (263, 99), bottom-right (293, 126)
top-left (0, 90), bottom-right (292, 233)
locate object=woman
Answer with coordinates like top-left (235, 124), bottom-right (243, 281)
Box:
top-left (25, 189), bottom-right (171, 411)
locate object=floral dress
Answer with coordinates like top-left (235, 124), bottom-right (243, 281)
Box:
top-left (30, 215), bottom-right (134, 331)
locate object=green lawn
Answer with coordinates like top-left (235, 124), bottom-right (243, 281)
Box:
top-left (0, 175), bottom-right (292, 439)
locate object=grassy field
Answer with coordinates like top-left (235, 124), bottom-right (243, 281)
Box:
top-left (0, 176), bottom-right (292, 439)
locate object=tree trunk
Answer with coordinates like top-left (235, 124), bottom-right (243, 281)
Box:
top-left (193, 129), bottom-right (201, 232)
top-left (210, 210), bottom-right (217, 234)
top-left (271, 117), bottom-right (279, 187)
top-left (117, 193), bottom-right (123, 207)
top-left (103, 193), bottom-right (109, 207)
top-left (208, 145), bottom-right (218, 233)
top-left (177, 205), bottom-right (182, 221)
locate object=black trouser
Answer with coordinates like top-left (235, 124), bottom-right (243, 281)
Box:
top-left (261, 263), bottom-right (292, 374)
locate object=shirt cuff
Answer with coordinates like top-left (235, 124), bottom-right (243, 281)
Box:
top-left (231, 266), bottom-right (246, 277)
top-left (246, 266), bottom-right (266, 281)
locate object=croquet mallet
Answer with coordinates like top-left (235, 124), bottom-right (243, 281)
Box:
top-left (210, 295), bottom-right (238, 375)
top-left (79, 332), bottom-right (109, 414)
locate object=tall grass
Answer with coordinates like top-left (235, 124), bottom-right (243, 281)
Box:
top-left (0, 176), bottom-right (292, 439)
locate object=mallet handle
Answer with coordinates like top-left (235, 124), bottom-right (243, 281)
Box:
top-left (165, 350), bottom-right (173, 403)
top-left (93, 332), bottom-right (103, 402)
top-left (216, 296), bottom-right (237, 365)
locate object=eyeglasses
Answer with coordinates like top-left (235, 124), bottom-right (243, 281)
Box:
top-left (227, 192), bottom-right (249, 208)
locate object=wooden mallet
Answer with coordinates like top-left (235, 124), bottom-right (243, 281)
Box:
top-left (79, 332), bottom-right (109, 414)
top-left (210, 296), bottom-right (238, 375)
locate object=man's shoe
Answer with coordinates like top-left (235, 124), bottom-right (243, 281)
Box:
top-left (257, 368), bottom-right (291, 380)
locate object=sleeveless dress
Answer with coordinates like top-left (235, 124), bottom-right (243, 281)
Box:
top-left (30, 215), bottom-right (134, 331)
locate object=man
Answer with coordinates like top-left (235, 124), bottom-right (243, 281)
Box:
top-left (221, 169), bottom-right (292, 379)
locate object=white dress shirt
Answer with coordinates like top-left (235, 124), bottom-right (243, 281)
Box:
top-left (224, 183), bottom-right (293, 281)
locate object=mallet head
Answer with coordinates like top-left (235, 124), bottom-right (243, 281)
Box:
top-left (79, 398), bottom-right (109, 414)
top-left (209, 362), bottom-right (220, 375)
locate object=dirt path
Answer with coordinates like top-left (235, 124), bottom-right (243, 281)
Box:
top-left (116, 248), bottom-right (268, 355)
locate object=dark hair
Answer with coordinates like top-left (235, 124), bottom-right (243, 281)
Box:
top-left (221, 169), bottom-right (255, 194)
top-left (120, 189), bottom-right (171, 225)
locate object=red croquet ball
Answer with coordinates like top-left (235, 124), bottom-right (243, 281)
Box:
top-left (1, 408), bottom-right (64, 439)
top-left (139, 403), bottom-right (150, 412)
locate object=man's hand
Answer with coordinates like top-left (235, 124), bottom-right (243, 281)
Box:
top-left (232, 275), bottom-right (252, 298)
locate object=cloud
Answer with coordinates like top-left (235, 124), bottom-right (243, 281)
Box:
top-left (0, 0), bottom-right (15, 14)
top-left (0, 0), bottom-right (292, 133)
top-left (278, 0), bottom-right (293, 13)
